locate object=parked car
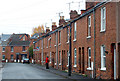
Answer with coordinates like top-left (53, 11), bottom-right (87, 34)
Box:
top-left (23, 58), bottom-right (30, 64)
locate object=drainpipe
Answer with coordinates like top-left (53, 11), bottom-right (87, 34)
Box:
top-left (93, 8), bottom-right (96, 79)
top-left (56, 32), bottom-right (58, 69)
top-left (42, 39), bottom-right (43, 65)
top-left (68, 22), bottom-right (72, 76)
top-left (116, 2), bottom-right (119, 79)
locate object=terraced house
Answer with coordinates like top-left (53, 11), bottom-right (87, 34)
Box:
top-left (0, 33), bottom-right (30, 63)
top-left (32, 1), bottom-right (120, 79)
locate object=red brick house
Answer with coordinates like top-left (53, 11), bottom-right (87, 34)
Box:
top-left (0, 33), bottom-right (30, 62)
top-left (32, 1), bottom-right (120, 79)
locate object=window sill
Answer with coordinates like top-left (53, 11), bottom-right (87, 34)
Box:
top-left (55, 63), bottom-right (56, 65)
top-left (100, 30), bottom-right (106, 33)
top-left (58, 43), bottom-right (61, 46)
top-left (46, 47), bottom-right (48, 48)
top-left (67, 41), bottom-right (69, 44)
top-left (87, 36), bottom-right (91, 39)
top-left (2, 51), bottom-right (5, 52)
top-left (100, 67), bottom-right (106, 71)
top-left (73, 65), bottom-right (77, 67)
top-left (67, 65), bottom-right (69, 67)
top-left (59, 63), bottom-right (61, 66)
top-left (22, 51), bottom-right (26, 52)
top-left (87, 67), bottom-right (92, 70)
top-left (73, 39), bottom-right (77, 42)
top-left (11, 51), bottom-right (14, 52)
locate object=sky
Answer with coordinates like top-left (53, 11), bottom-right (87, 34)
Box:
top-left (0, 0), bottom-right (85, 35)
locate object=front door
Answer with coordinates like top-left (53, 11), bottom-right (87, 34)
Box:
top-left (62, 50), bottom-right (65, 70)
top-left (82, 47), bottom-right (84, 74)
top-left (79, 47), bottom-right (81, 73)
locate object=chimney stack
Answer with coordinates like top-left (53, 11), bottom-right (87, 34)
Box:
top-left (52, 22), bottom-right (57, 31)
top-left (70, 10), bottom-right (78, 19)
top-left (59, 16), bottom-right (65, 26)
top-left (46, 27), bottom-right (50, 33)
top-left (85, 0), bottom-right (99, 10)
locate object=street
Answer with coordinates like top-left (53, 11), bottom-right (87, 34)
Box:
top-left (2, 63), bottom-right (65, 79)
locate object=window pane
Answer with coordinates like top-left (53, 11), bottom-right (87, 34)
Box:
top-left (3, 47), bottom-right (5, 51)
top-left (11, 55), bottom-right (13, 59)
top-left (68, 51), bottom-right (69, 65)
top-left (74, 48), bottom-right (77, 65)
top-left (103, 57), bottom-right (106, 67)
top-left (74, 23), bottom-right (77, 39)
top-left (67, 28), bottom-right (69, 41)
top-left (88, 58), bottom-right (91, 67)
top-left (23, 46), bottom-right (25, 51)
top-left (2, 55), bottom-right (5, 59)
top-left (103, 46), bottom-right (105, 56)
top-left (89, 48), bottom-right (91, 57)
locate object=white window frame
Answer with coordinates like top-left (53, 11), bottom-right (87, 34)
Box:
top-left (74, 48), bottom-right (77, 67)
top-left (87, 48), bottom-right (91, 69)
top-left (2, 47), bottom-right (5, 52)
top-left (11, 55), bottom-right (14, 60)
top-left (46, 37), bottom-right (48, 48)
top-left (11, 46), bottom-right (14, 52)
top-left (54, 33), bottom-right (56, 46)
top-left (22, 46), bottom-right (26, 52)
top-left (59, 51), bottom-right (61, 65)
top-left (87, 16), bottom-right (91, 38)
top-left (2, 55), bottom-right (5, 60)
top-left (50, 52), bottom-right (52, 63)
top-left (59, 31), bottom-right (61, 44)
top-left (101, 7), bottom-right (106, 32)
top-left (67, 27), bottom-right (69, 43)
top-left (73, 22), bottom-right (77, 41)
top-left (101, 45), bottom-right (106, 71)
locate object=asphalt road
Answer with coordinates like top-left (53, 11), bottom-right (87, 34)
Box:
top-left (2, 63), bottom-right (65, 79)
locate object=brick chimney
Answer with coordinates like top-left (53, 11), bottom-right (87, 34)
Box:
top-left (81, 10), bottom-right (86, 14)
top-left (70, 10), bottom-right (78, 19)
top-left (52, 22), bottom-right (57, 31)
top-left (86, 1), bottom-right (99, 10)
top-left (46, 27), bottom-right (50, 33)
top-left (59, 16), bottom-right (65, 26)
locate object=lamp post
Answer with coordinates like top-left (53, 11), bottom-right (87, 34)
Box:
top-left (68, 23), bottom-right (72, 76)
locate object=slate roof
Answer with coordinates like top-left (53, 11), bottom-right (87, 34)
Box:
top-left (9, 41), bottom-right (30, 46)
top-left (9, 34), bottom-right (30, 46)
top-left (1, 34), bottom-right (11, 41)
top-left (0, 34), bottom-right (12, 46)
top-left (31, 33), bottom-right (44, 39)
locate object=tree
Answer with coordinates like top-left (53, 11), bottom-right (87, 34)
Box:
top-left (28, 45), bottom-right (33, 59)
top-left (31, 25), bottom-right (45, 36)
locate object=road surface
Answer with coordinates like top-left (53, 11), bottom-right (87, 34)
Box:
top-left (2, 63), bottom-right (65, 79)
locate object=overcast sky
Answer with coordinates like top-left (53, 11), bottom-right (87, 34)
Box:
top-left (0, 0), bottom-right (85, 35)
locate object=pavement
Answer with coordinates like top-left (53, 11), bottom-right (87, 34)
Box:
top-left (30, 63), bottom-right (91, 80)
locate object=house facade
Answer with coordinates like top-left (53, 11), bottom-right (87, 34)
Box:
top-left (0, 33), bottom-right (30, 62)
top-left (32, 1), bottom-right (120, 79)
